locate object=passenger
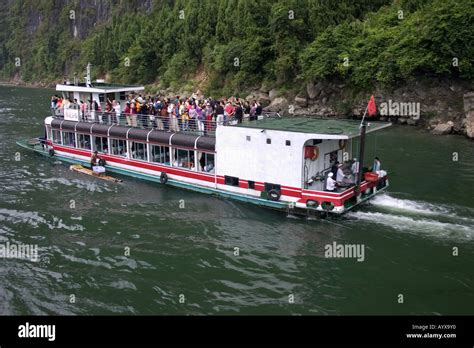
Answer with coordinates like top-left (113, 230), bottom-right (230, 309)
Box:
top-left (255, 101), bottom-right (262, 117)
top-left (189, 105), bottom-right (198, 131)
top-left (124, 102), bottom-right (131, 126)
top-left (234, 102), bottom-right (243, 124)
top-left (373, 157), bottom-right (381, 173)
top-left (196, 104), bottom-right (205, 134)
top-left (249, 101), bottom-right (257, 121)
top-left (331, 161), bottom-right (339, 179)
top-left (51, 95), bottom-right (58, 110)
top-left (130, 99), bottom-right (138, 127)
top-left (90, 151), bottom-right (100, 169)
top-left (224, 101), bottom-right (234, 125)
top-left (113, 100), bottom-right (121, 125)
top-left (204, 102), bottom-right (213, 133)
top-left (326, 172), bottom-right (336, 191)
top-left (215, 101), bottom-right (225, 126)
top-left (161, 101), bottom-right (169, 131)
top-left (80, 100), bottom-right (86, 121)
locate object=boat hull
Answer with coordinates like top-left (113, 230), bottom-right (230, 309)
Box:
top-left (16, 139), bottom-right (388, 217)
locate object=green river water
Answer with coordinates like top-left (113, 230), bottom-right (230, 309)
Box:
top-left (1, 85), bottom-right (473, 315)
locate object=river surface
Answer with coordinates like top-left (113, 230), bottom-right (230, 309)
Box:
top-left (1, 85), bottom-right (473, 315)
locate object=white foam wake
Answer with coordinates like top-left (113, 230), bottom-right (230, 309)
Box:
top-left (369, 193), bottom-right (451, 216)
top-left (347, 211), bottom-right (474, 240)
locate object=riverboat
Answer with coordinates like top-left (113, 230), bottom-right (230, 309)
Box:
top-left (17, 66), bottom-right (390, 217)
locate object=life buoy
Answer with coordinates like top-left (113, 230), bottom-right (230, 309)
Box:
top-left (310, 146), bottom-right (319, 161)
top-left (48, 148), bottom-right (55, 157)
top-left (339, 139), bottom-right (347, 150)
top-left (321, 201), bottom-right (335, 211)
top-left (160, 172), bottom-right (168, 184)
top-left (267, 189), bottom-right (281, 201)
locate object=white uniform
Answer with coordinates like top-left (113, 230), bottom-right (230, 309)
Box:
top-left (326, 177), bottom-right (336, 191)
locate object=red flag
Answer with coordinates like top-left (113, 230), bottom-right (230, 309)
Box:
top-left (367, 95), bottom-right (376, 116)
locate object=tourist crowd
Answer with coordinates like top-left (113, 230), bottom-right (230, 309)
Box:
top-left (51, 94), bottom-right (264, 134)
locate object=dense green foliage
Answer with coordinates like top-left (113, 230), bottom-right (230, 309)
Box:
top-left (0, 0), bottom-right (472, 94)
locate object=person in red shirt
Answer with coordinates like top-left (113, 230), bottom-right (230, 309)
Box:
top-left (224, 102), bottom-right (235, 125)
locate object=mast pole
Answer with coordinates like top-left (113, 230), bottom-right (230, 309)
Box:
top-left (356, 105), bottom-right (368, 189)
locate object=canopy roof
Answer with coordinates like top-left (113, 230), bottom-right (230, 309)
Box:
top-left (235, 117), bottom-right (391, 139)
top-left (56, 82), bottom-right (144, 94)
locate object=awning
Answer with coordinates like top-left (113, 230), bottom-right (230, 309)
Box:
top-left (108, 125), bottom-right (129, 139)
top-left (196, 136), bottom-right (216, 152)
top-left (127, 128), bottom-right (150, 142)
top-left (91, 124), bottom-right (111, 136)
top-left (75, 122), bottom-right (93, 133)
top-left (148, 130), bottom-right (172, 145)
top-left (61, 120), bottom-right (77, 131)
top-left (51, 118), bottom-right (62, 129)
top-left (170, 133), bottom-right (199, 148)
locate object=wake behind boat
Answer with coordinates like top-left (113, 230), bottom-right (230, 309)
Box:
top-left (17, 65), bottom-right (391, 217)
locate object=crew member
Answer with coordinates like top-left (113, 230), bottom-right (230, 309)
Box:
top-left (373, 157), bottom-right (381, 173)
top-left (336, 163), bottom-right (346, 184)
top-left (326, 172), bottom-right (336, 191)
top-left (351, 158), bottom-right (360, 183)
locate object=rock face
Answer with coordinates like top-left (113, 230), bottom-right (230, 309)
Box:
top-left (306, 82), bottom-right (322, 99)
top-left (431, 121), bottom-right (454, 135)
top-left (462, 92), bottom-right (474, 139)
top-left (268, 89), bottom-right (279, 101)
top-left (266, 97), bottom-right (289, 115)
top-left (245, 91), bottom-right (270, 104)
top-left (294, 96), bottom-right (308, 107)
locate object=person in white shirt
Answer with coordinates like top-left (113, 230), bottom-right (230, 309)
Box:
top-left (326, 172), bottom-right (336, 191)
top-left (351, 158), bottom-right (360, 183)
top-left (373, 157), bottom-right (381, 173)
top-left (336, 164), bottom-right (346, 183)
top-left (113, 101), bottom-right (121, 125)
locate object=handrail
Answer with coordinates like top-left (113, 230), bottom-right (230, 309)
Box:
top-left (51, 107), bottom-right (220, 137)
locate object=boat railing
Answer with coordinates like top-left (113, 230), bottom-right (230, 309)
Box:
top-left (51, 107), bottom-right (221, 137)
top-left (50, 106), bottom-right (282, 136)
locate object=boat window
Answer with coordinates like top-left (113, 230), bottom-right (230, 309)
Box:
top-left (246, 136), bottom-right (251, 141)
top-left (248, 180), bottom-right (255, 189)
top-left (131, 142), bottom-right (147, 161)
top-left (94, 136), bottom-right (108, 154)
top-left (52, 130), bottom-right (61, 144)
top-left (78, 134), bottom-right (91, 150)
top-left (62, 131), bottom-right (76, 147)
top-left (198, 152), bottom-right (215, 173)
top-left (110, 138), bottom-right (127, 157)
top-left (150, 145), bottom-right (170, 165)
top-left (285, 140), bottom-right (291, 146)
top-left (172, 148), bottom-right (194, 169)
top-left (266, 138), bottom-right (271, 144)
top-left (119, 92), bottom-right (126, 101)
top-left (224, 176), bottom-right (239, 187)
